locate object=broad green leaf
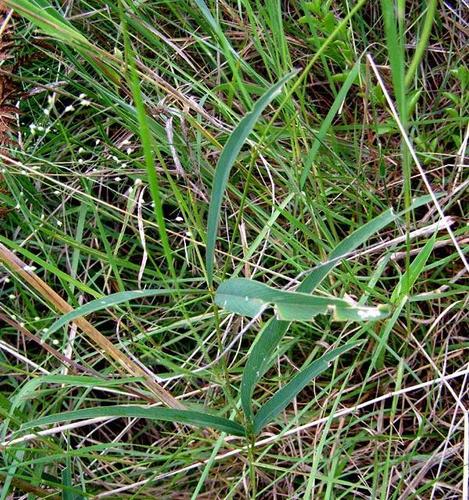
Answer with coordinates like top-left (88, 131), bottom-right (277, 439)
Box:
top-left (205, 71), bottom-right (297, 285)
top-left (216, 278), bottom-right (389, 322)
top-left (253, 342), bottom-right (360, 433)
top-left (46, 289), bottom-right (190, 336)
top-left (21, 406), bottom-right (245, 437)
top-left (240, 194), bottom-right (435, 422)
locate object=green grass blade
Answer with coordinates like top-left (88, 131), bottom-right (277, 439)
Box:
top-left (391, 233), bottom-right (437, 303)
top-left (46, 289), bottom-right (188, 337)
top-left (404, 0), bottom-right (438, 88)
top-left (374, 233), bottom-right (437, 368)
top-left (21, 406), bottom-right (246, 437)
top-left (300, 195), bottom-right (435, 293)
top-left (381, 0), bottom-right (406, 117)
top-left (300, 61), bottom-right (361, 185)
top-left (5, 0), bottom-right (119, 82)
top-left (253, 342), bottom-right (361, 434)
top-left (5, 0), bottom-right (87, 44)
top-left (205, 71), bottom-right (296, 285)
top-left (119, 3), bottom-right (175, 279)
top-left (216, 278), bottom-right (389, 322)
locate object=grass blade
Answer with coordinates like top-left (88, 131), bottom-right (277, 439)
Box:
top-left (300, 61), bottom-right (360, 185)
top-left (119, 3), bottom-right (175, 279)
top-left (374, 233), bottom-right (437, 368)
top-left (205, 71), bottom-right (296, 285)
top-left (46, 289), bottom-right (187, 337)
top-left (404, 0), bottom-right (438, 88)
top-left (253, 342), bottom-right (361, 433)
top-left (21, 406), bottom-right (246, 437)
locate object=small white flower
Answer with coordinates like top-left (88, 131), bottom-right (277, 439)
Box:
top-left (54, 190), bottom-right (60, 195)
top-left (134, 178), bottom-right (142, 186)
top-left (4, 277), bottom-right (10, 283)
top-left (8, 294), bottom-right (15, 299)
top-left (34, 316), bottom-right (40, 321)
top-left (42, 328), bottom-right (49, 333)
top-left (95, 139), bottom-right (101, 145)
top-left (175, 216), bottom-right (183, 222)
top-left (80, 99), bottom-right (91, 106)
top-left (78, 159), bottom-right (84, 165)
top-left (126, 147), bottom-right (133, 155)
top-left (64, 105), bottom-right (75, 113)
top-left (52, 339), bottom-right (60, 345)
top-left (43, 108), bottom-right (50, 116)
top-left (56, 220), bottom-right (63, 227)
top-left (78, 147), bottom-right (85, 154)
top-left (115, 177), bottom-right (122, 182)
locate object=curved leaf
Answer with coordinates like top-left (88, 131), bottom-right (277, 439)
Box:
top-left (206, 71), bottom-right (297, 284)
top-left (21, 405), bottom-right (246, 437)
top-left (253, 342), bottom-right (361, 433)
top-left (46, 289), bottom-right (188, 337)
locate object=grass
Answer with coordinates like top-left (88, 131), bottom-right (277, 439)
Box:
top-left (0, 0), bottom-right (468, 498)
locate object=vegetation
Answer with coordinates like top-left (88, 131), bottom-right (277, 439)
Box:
top-left (0, 0), bottom-right (467, 497)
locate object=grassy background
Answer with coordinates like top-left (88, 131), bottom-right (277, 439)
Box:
top-left (0, 0), bottom-right (468, 497)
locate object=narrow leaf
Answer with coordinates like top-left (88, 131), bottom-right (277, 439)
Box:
top-left (253, 342), bottom-right (360, 433)
top-left (21, 406), bottom-right (245, 437)
top-left (206, 71), bottom-right (296, 284)
top-left (300, 61), bottom-right (360, 186)
top-left (375, 233), bottom-right (437, 368)
top-left (47, 289), bottom-right (186, 336)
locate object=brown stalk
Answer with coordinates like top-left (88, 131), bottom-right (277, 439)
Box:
top-left (0, 243), bottom-right (186, 409)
